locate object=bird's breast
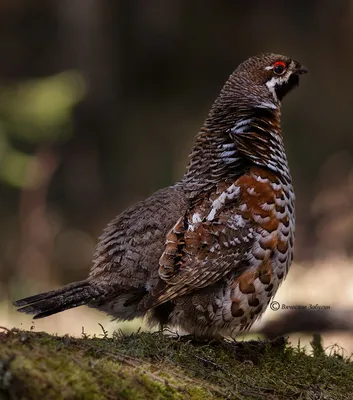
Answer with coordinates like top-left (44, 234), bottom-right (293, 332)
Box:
top-left (224, 166), bottom-right (295, 332)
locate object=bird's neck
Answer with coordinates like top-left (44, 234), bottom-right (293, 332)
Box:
top-left (183, 102), bottom-right (291, 196)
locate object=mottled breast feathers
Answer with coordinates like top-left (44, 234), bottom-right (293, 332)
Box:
top-left (146, 165), bottom-right (295, 309)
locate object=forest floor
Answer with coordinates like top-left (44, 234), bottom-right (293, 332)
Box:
top-left (0, 327), bottom-right (353, 400)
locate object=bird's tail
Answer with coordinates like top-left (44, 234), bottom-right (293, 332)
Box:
top-left (13, 280), bottom-right (104, 319)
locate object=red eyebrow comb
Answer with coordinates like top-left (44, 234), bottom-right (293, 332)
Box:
top-left (273, 61), bottom-right (286, 68)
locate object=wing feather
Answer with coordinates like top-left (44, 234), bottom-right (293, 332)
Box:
top-left (146, 182), bottom-right (254, 307)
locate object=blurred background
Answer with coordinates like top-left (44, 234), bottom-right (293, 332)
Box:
top-left (1, 0), bottom-right (353, 354)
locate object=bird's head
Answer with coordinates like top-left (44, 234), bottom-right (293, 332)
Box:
top-left (233, 53), bottom-right (308, 104)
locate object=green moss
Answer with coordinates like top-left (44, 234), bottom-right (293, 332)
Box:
top-left (0, 328), bottom-right (352, 400)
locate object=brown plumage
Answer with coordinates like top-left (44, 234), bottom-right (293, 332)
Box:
top-left (14, 53), bottom-right (307, 338)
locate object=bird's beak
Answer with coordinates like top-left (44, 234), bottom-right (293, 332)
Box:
top-left (294, 63), bottom-right (308, 75)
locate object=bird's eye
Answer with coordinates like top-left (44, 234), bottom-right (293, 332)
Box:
top-left (273, 61), bottom-right (286, 75)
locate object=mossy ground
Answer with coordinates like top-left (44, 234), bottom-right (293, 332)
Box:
top-left (0, 328), bottom-right (352, 400)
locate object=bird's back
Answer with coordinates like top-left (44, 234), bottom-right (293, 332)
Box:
top-left (91, 184), bottom-right (189, 289)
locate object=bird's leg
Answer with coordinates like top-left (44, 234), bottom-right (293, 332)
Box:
top-left (217, 336), bottom-right (288, 363)
top-left (176, 333), bottom-right (225, 346)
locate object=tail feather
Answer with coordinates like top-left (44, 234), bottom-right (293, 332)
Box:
top-left (13, 280), bottom-right (104, 319)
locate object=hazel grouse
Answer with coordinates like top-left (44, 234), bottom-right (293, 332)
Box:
top-left (14, 53), bottom-right (308, 338)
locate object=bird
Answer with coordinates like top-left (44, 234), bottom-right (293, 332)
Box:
top-left (14, 53), bottom-right (308, 338)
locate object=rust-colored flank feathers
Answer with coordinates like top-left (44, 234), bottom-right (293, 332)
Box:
top-left (13, 53), bottom-right (307, 338)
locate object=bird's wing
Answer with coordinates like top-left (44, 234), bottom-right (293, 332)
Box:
top-left (146, 168), bottom-right (285, 308)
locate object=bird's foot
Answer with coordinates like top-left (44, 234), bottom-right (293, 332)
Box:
top-left (176, 334), bottom-right (223, 346)
top-left (220, 335), bottom-right (288, 363)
